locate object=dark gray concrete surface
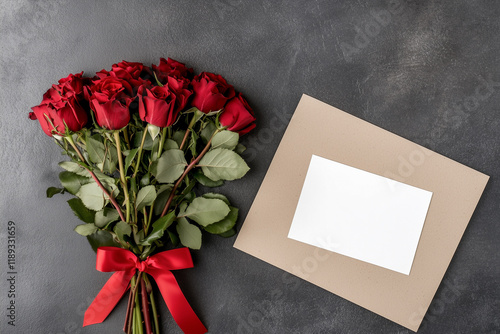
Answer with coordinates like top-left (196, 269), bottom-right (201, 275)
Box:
top-left (1, 1), bottom-right (499, 333)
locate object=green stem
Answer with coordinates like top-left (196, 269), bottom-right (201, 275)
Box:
top-left (134, 282), bottom-right (143, 334)
top-left (65, 136), bottom-right (126, 222)
top-left (114, 131), bottom-right (131, 223)
top-left (144, 275), bottom-right (159, 334)
top-left (133, 127), bottom-right (149, 178)
top-left (160, 128), bottom-right (220, 217)
top-left (157, 127), bottom-right (168, 158)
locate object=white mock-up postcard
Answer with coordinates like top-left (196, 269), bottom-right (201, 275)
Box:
top-left (288, 154), bottom-right (433, 275)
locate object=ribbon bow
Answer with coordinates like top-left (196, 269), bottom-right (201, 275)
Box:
top-left (83, 247), bottom-right (207, 334)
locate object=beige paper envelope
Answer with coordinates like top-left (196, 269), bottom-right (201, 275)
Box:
top-left (234, 94), bottom-right (489, 332)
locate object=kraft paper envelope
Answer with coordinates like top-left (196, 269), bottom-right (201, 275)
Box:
top-left (234, 94), bottom-right (489, 332)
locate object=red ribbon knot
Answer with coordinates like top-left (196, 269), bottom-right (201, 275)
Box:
top-left (83, 246), bottom-right (207, 334)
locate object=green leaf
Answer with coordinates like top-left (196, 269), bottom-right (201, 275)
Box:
top-left (198, 148), bottom-right (250, 181)
top-left (154, 184), bottom-right (173, 216)
top-left (176, 217), bottom-right (202, 249)
top-left (219, 228), bottom-right (237, 238)
top-left (172, 130), bottom-right (186, 147)
top-left (135, 185), bottom-right (157, 211)
top-left (139, 211), bottom-right (176, 246)
top-left (76, 182), bottom-right (105, 211)
top-left (67, 198), bottom-right (95, 224)
top-left (59, 171), bottom-right (91, 195)
top-left (113, 221), bottom-right (131, 244)
top-left (167, 230), bottom-right (179, 246)
top-left (147, 124), bottom-right (161, 140)
top-left (95, 207), bottom-right (120, 228)
top-left (59, 161), bottom-right (90, 177)
top-left (163, 139), bottom-right (179, 150)
top-left (154, 149), bottom-right (187, 183)
top-left (124, 148), bottom-right (139, 171)
top-left (87, 230), bottom-right (122, 252)
top-left (86, 135), bottom-right (118, 174)
top-left (193, 170), bottom-right (224, 187)
top-left (74, 223), bottom-right (98, 236)
top-left (201, 121), bottom-right (217, 143)
top-left (234, 143), bottom-right (246, 154)
top-left (46, 187), bottom-right (64, 198)
top-left (182, 197), bottom-right (230, 227)
top-left (202, 192), bottom-right (230, 205)
top-left (211, 130), bottom-right (239, 150)
top-left (189, 131), bottom-right (198, 157)
top-left (204, 207), bottom-right (238, 234)
top-left (134, 130), bottom-right (154, 150)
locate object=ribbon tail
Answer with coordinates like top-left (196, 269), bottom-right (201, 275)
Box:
top-left (83, 270), bottom-right (134, 326)
top-left (149, 269), bottom-right (207, 334)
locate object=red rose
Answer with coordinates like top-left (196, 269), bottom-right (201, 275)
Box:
top-left (219, 93), bottom-right (256, 135)
top-left (191, 72), bottom-right (235, 113)
top-left (96, 61), bottom-right (149, 90)
top-left (88, 76), bottom-right (133, 130)
top-left (137, 85), bottom-right (178, 128)
top-left (30, 96), bottom-right (88, 136)
top-left (166, 76), bottom-right (192, 113)
top-left (152, 58), bottom-right (193, 83)
top-left (42, 72), bottom-right (89, 104)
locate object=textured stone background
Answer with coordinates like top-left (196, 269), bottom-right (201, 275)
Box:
top-left (1, 1), bottom-right (499, 333)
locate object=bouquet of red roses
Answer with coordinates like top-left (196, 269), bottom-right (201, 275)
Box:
top-left (29, 58), bottom-right (256, 334)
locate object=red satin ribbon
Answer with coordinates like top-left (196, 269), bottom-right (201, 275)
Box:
top-left (83, 246), bottom-right (207, 334)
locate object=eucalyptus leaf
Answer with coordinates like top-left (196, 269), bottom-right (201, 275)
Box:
top-left (95, 208), bottom-right (120, 228)
top-left (176, 217), bottom-right (202, 249)
top-left (154, 149), bottom-right (187, 183)
top-left (74, 223), bottom-right (98, 236)
top-left (193, 170), bottom-right (224, 187)
top-left (198, 148), bottom-right (250, 181)
top-left (59, 171), bottom-right (91, 195)
top-left (135, 185), bottom-right (157, 211)
top-left (182, 197), bottom-right (230, 227)
top-left (211, 130), bottom-right (239, 150)
top-left (204, 207), bottom-right (238, 234)
top-left (67, 198), bottom-right (95, 224)
top-left (139, 211), bottom-right (176, 246)
top-left (76, 182), bottom-right (105, 211)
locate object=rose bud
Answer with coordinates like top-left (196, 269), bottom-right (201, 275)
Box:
top-left (29, 96), bottom-right (88, 136)
top-left (191, 72), bottom-right (235, 113)
top-left (88, 76), bottom-right (133, 130)
top-left (219, 93), bottom-right (256, 135)
top-left (137, 85), bottom-right (178, 128)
